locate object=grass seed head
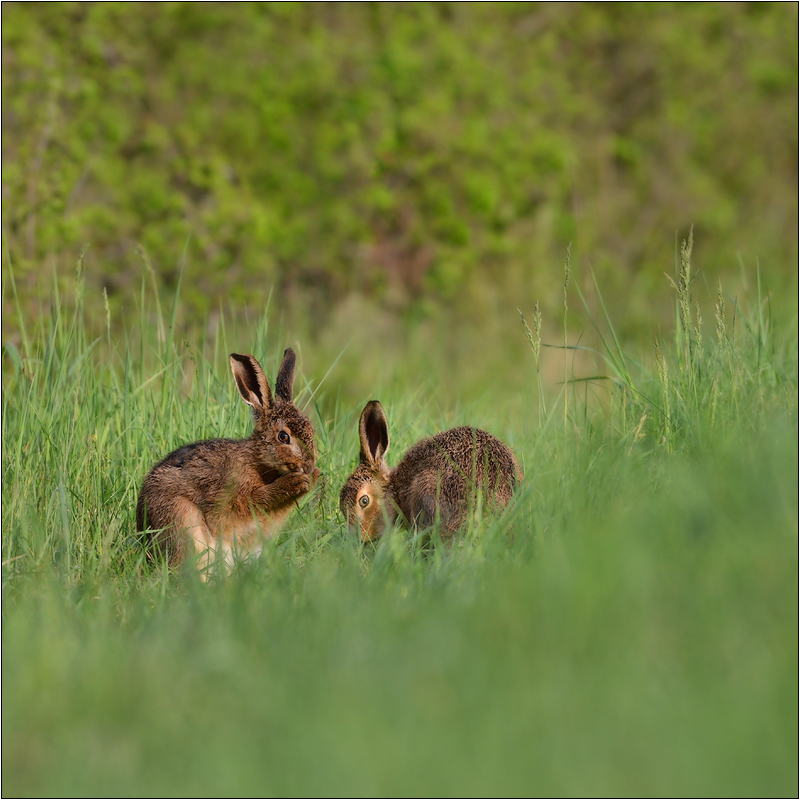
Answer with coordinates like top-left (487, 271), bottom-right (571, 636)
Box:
top-left (715, 279), bottom-right (726, 344)
top-left (694, 300), bottom-right (703, 355)
top-left (563, 243), bottom-right (572, 307)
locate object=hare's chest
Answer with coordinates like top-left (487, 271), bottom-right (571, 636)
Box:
top-left (218, 505), bottom-right (292, 543)
top-left (190, 506), bottom-right (293, 577)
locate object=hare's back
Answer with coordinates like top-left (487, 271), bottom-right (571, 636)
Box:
top-left (390, 426), bottom-right (519, 531)
top-left (395, 426), bottom-right (517, 481)
top-left (140, 437), bottom-right (252, 503)
top-left (147, 437), bottom-right (244, 473)
top-left (138, 437), bottom-right (249, 528)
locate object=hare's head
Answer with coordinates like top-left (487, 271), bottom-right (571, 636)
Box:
top-left (230, 349), bottom-right (318, 478)
top-left (339, 400), bottom-right (393, 541)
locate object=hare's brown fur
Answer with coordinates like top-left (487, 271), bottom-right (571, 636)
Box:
top-left (340, 401), bottom-right (521, 541)
top-left (136, 349), bottom-right (319, 572)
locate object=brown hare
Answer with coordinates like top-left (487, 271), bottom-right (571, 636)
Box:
top-left (137, 348), bottom-right (320, 574)
top-left (340, 400), bottom-right (521, 542)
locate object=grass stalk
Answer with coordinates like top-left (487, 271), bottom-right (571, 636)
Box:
top-left (563, 243), bottom-right (571, 436)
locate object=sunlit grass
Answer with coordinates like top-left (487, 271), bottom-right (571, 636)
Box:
top-left (2, 242), bottom-right (797, 796)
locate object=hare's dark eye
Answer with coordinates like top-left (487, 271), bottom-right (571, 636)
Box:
top-left (358, 495), bottom-right (370, 509)
top-left (278, 431), bottom-right (290, 444)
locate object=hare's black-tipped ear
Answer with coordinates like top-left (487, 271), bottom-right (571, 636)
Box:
top-left (230, 354), bottom-right (273, 413)
top-left (275, 348), bottom-right (296, 403)
top-left (359, 400), bottom-right (389, 469)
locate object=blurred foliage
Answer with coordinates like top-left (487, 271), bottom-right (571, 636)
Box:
top-left (2, 2), bottom-right (798, 338)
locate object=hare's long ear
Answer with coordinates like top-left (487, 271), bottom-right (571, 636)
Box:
top-left (275, 348), bottom-right (296, 403)
top-left (359, 400), bottom-right (390, 469)
top-left (230, 354), bottom-right (273, 414)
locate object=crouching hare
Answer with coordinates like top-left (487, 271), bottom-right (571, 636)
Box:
top-left (137, 348), bottom-right (320, 574)
top-left (340, 400), bottom-right (521, 542)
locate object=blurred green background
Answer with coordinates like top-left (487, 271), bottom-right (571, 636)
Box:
top-left (3, 2), bottom-right (797, 361)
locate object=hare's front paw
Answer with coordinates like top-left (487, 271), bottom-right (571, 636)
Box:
top-left (276, 470), bottom-right (311, 499)
top-left (309, 466), bottom-right (322, 488)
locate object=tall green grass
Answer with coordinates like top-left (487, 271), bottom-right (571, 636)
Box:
top-left (2, 241), bottom-right (797, 796)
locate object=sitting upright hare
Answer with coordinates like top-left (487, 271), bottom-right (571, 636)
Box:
top-left (339, 400), bottom-right (521, 541)
top-left (137, 348), bottom-right (320, 573)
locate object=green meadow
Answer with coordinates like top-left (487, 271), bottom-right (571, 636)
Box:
top-left (2, 238), bottom-right (797, 796)
top-left (3, 4), bottom-right (798, 796)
